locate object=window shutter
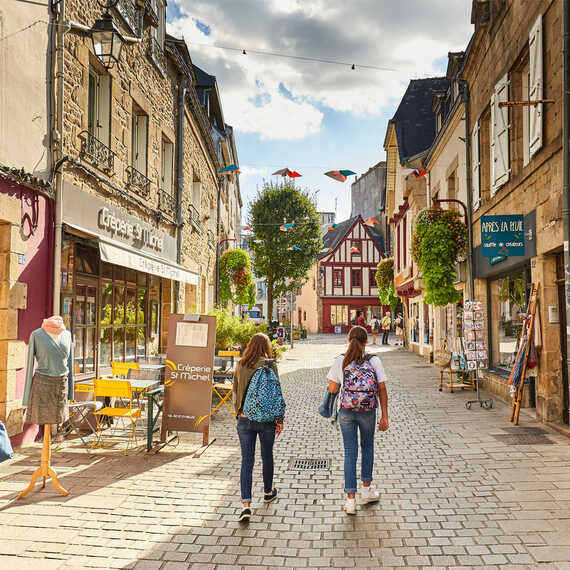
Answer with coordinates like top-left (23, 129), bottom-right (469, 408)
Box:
top-left (135, 115), bottom-right (148, 174)
top-left (529, 14), bottom-right (543, 158)
top-left (472, 119), bottom-right (481, 210)
top-left (98, 75), bottom-right (111, 146)
top-left (161, 140), bottom-right (173, 193)
top-left (491, 73), bottom-right (510, 194)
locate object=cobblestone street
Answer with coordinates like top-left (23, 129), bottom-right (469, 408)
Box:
top-left (1, 337), bottom-right (570, 569)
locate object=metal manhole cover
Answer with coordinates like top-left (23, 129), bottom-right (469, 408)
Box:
top-left (501, 427), bottom-right (548, 435)
top-left (289, 458), bottom-right (330, 470)
top-left (492, 434), bottom-right (554, 445)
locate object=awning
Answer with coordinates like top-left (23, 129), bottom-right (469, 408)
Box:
top-left (99, 241), bottom-right (198, 285)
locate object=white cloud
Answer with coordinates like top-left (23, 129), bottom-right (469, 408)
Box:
top-left (239, 166), bottom-right (269, 177)
top-left (168, 0), bottom-right (473, 141)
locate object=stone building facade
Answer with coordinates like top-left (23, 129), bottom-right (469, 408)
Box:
top-left (465, 0), bottom-right (566, 423)
top-left (0, 0), bottom-right (240, 443)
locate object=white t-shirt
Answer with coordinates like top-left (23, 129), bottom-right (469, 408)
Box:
top-left (326, 354), bottom-right (387, 385)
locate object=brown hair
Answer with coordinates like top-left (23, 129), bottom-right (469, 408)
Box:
top-left (241, 333), bottom-right (272, 368)
top-left (342, 326), bottom-right (368, 369)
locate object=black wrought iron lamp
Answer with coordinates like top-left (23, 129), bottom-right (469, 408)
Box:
top-left (91, 0), bottom-right (125, 69)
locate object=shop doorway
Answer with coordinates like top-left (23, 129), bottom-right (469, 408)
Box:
top-left (556, 254), bottom-right (569, 424)
top-left (74, 276), bottom-right (98, 376)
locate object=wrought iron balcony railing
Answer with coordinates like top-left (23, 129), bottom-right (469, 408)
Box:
top-left (80, 131), bottom-right (116, 173)
top-left (207, 230), bottom-right (215, 248)
top-left (158, 189), bottom-right (176, 218)
top-left (126, 165), bottom-right (151, 198)
top-left (188, 204), bottom-right (202, 232)
top-left (148, 37), bottom-right (166, 75)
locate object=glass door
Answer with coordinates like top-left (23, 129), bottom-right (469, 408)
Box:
top-left (74, 276), bottom-right (98, 376)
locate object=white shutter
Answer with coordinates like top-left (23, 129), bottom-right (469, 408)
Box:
top-left (490, 73), bottom-right (510, 194)
top-left (472, 119), bottom-right (481, 211)
top-left (529, 14), bottom-right (543, 158)
top-left (161, 140), bottom-right (173, 193)
top-left (98, 75), bottom-right (111, 146)
top-left (133, 114), bottom-right (148, 174)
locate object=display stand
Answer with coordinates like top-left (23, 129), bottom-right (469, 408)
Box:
top-left (439, 368), bottom-right (474, 392)
top-left (17, 425), bottom-right (69, 499)
top-left (464, 300), bottom-right (493, 410)
top-left (509, 283), bottom-right (540, 425)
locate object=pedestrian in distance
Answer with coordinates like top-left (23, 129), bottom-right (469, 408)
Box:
top-left (394, 312), bottom-right (404, 346)
top-left (381, 311), bottom-right (391, 345)
top-left (233, 333), bottom-right (285, 522)
top-left (355, 310), bottom-right (366, 328)
top-left (370, 315), bottom-right (381, 345)
top-left (327, 326), bottom-right (389, 514)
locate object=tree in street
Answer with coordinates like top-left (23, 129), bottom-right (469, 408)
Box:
top-left (249, 181), bottom-right (321, 322)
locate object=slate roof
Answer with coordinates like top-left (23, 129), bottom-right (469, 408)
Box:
top-left (392, 77), bottom-right (450, 163)
top-left (318, 216), bottom-right (384, 260)
top-left (192, 64), bottom-right (216, 87)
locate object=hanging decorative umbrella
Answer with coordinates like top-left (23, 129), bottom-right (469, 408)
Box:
top-left (279, 223), bottom-right (295, 232)
top-left (219, 164), bottom-right (240, 174)
top-left (272, 168), bottom-right (302, 178)
top-left (243, 225), bottom-right (252, 231)
top-left (328, 224), bottom-right (338, 230)
top-left (364, 217), bottom-right (379, 226)
top-left (287, 245), bottom-right (301, 251)
top-left (320, 247), bottom-right (333, 253)
top-left (350, 246), bottom-right (360, 254)
top-left (253, 239), bottom-right (265, 244)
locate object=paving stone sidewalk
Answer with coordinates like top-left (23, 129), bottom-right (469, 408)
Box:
top-left (1, 338), bottom-right (569, 569)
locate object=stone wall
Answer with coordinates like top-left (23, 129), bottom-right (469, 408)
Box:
top-left (463, 0), bottom-right (565, 423)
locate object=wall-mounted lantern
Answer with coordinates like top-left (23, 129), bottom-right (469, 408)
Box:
top-left (91, 1), bottom-right (125, 69)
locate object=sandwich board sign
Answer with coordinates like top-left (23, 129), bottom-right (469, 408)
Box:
top-left (161, 313), bottom-right (216, 447)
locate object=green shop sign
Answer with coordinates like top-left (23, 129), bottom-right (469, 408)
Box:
top-left (480, 215), bottom-right (525, 258)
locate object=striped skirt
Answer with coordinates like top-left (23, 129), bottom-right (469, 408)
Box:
top-left (25, 372), bottom-right (69, 425)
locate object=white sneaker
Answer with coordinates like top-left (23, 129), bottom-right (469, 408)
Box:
top-left (360, 484), bottom-right (380, 504)
top-left (344, 497), bottom-right (356, 515)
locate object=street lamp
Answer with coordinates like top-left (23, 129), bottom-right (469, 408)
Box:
top-left (91, 1), bottom-right (125, 69)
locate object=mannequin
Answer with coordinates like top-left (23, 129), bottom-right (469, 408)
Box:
top-left (18, 316), bottom-right (74, 498)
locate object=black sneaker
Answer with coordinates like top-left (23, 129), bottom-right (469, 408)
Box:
top-left (264, 488), bottom-right (278, 503)
top-left (238, 507), bottom-right (251, 522)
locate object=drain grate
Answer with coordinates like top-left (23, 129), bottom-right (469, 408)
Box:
top-left (500, 427), bottom-right (548, 435)
top-left (289, 458), bottom-right (330, 470)
top-left (492, 433), bottom-right (554, 445)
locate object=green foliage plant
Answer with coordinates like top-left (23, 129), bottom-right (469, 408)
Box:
top-left (411, 208), bottom-right (468, 307)
top-left (375, 258), bottom-right (399, 312)
top-left (219, 249), bottom-right (256, 309)
top-left (249, 181), bottom-right (321, 322)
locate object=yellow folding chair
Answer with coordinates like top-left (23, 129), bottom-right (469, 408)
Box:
top-left (91, 379), bottom-right (141, 453)
top-left (110, 362), bottom-right (140, 378)
top-left (212, 382), bottom-right (235, 416)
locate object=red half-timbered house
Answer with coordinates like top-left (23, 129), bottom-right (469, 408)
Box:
top-left (318, 216), bottom-right (386, 333)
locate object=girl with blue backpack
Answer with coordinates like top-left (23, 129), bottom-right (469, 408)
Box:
top-left (327, 325), bottom-right (389, 514)
top-left (233, 333), bottom-right (285, 522)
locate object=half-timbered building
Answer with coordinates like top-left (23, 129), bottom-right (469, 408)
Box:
top-left (315, 215), bottom-right (385, 333)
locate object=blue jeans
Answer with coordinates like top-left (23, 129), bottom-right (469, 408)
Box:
top-left (237, 416), bottom-right (276, 501)
top-left (338, 409), bottom-right (376, 493)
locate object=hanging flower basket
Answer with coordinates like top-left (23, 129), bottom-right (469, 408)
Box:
top-left (219, 249), bottom-right (256, 308)
top-left (411, 208), bottom-right (468, 307)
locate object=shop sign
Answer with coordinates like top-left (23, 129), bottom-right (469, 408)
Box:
top-left (480, 215), bottom-right (525, 258)
top-left (62, 182), bottom-right (177, 261)
top-left (161, 314), bottom-right (217, 443)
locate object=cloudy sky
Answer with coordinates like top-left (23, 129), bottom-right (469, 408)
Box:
top-left (167, 1), bottom-right (474, 222)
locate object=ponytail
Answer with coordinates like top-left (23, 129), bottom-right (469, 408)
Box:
top-left (342, 325), bottom-right (368, 369)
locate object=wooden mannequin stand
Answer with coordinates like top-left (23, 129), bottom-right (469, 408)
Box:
top-left (17, 425), bottom-right (69, 499)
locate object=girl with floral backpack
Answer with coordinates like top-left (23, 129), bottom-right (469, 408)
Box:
top-left (327, 326), bottom-right (389, 514)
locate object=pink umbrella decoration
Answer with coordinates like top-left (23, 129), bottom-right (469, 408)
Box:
top-left (324, 169), bottom-right (356, 183)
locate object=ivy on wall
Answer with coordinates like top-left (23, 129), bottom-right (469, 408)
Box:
top-left (375, 258), bottom-right (399, 312)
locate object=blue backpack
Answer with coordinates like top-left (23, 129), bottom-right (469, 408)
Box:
top-left (243, 361), bottom-right (285, 423)
top-left (0, 420), bottom-right (14, 463)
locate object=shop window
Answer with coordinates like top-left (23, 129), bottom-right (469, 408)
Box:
top-left (410, 302), bottom-right (419, 343)
top-left (333, 269), bottom-right (343, 288)
top-left (330, 305), bottom-right (348, 326)
top-left (75, 245), bottom-right (99, 275)
top-left (489, 268), bottom-right (529, 371)
top-left (61, 240), bottom-right (75, 293)
top-left (351, 269), bottom-right (361, 288)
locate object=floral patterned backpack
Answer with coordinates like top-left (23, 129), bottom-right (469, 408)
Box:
top-left (340, 355), bottom-right (378, 411)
